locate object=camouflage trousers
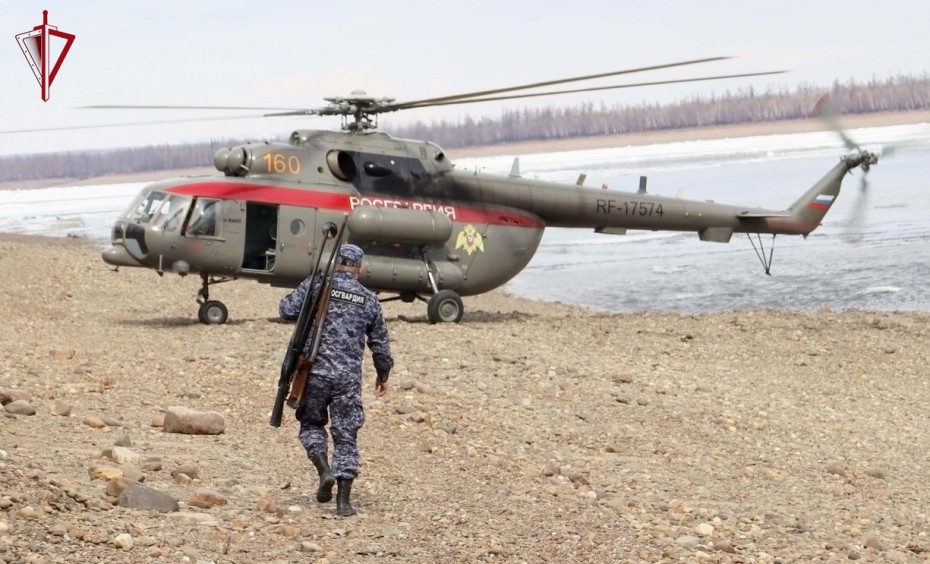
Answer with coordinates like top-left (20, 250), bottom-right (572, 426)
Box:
top-left (296, 373), bottom-right (365, 480)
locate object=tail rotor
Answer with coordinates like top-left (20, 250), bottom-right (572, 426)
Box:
top-left (811, 94), bottom-right (879, 242)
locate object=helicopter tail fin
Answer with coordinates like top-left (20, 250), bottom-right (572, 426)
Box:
top-left (784, 170), bottom-right (843, 235)
top-left (783, 151), bottom-right (877, 236)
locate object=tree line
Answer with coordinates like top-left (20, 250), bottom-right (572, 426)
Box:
top-left (2, 74), bottom-right (928, 183)
top-left (389, 74), bottom-right (930, 147)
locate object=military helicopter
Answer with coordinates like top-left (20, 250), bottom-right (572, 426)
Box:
top-left (90, 57), bottom-right (877, 324)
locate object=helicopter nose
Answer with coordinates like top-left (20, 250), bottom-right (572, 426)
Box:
top-left (102, 245), bottom-right (144, 267)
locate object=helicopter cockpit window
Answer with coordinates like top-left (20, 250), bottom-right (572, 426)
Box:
top-left (131, 191), bottom-right (167, 223)
top-left (152, 195), bottom-right (190, 233)
top-left (186, 198), bottom-right (220, 237)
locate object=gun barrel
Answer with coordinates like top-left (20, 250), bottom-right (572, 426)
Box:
top-left (269, 379), bottom-right (290, 427)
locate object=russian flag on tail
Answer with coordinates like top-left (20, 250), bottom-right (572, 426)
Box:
top-left (808, 194), bottom-right (835, 210)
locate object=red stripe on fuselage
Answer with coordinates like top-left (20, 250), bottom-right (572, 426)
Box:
top-left (166, 182), bottom-right (352, 211)
top-left (164, 181), bottom-right (544, 229)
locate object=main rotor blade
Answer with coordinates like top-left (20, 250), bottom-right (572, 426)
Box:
top-left (401, 71), bottom-right (788, 109)
top-left (81, 104), bottom-right (306, 111)
top-left (0, 113), bottom-right (274, 135)
top-left (263, 108), bottom-right (329, 117)
top-left (384, 56), bottom-right (734, 111)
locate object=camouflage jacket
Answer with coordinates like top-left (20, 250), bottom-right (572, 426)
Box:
top-left (279, 271), bottom-right (393, 382)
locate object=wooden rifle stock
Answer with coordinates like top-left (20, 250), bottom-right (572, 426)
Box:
top-left (269, 217), bottom-right (347, 427)
top-left (284, 283), bottom-right (333, 408)
top-left (285, 356), bottom-right (311, 409)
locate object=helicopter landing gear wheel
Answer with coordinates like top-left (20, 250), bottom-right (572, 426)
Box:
top-left (196, 273), bottom-right (235, 324)
top-left (198, 300), bottom-right (229, 325)
top-left (427, 290), bottom-right (463, 324)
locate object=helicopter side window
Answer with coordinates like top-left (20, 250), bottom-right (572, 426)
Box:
top-left (152, 195), bottom-right (190, 233)
top-left (131, 191), bottom-right (167, 223)
top-left (186, 198), bottom-right (220, 237)
top-left (357, 153), bottom-right (411, 196)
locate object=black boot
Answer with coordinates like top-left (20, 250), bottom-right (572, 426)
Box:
top-left (336, 478), bottom-right (356, 517)
top-left (309, 452), bottom-right (335, 503)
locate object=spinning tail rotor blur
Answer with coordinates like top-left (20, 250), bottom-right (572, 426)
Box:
top-left (811, 93), bottom-right (880, 242)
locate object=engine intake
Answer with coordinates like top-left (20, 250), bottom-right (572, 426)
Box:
top-left (214, 146), bottom-right (252, 176)
top-left (327, 150), bottom-right (357, 182)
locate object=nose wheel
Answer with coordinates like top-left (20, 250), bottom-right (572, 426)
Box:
top-left (196, 273), bottom-right (233, 324)
top-left (198, 300), bottom-right (229, 324)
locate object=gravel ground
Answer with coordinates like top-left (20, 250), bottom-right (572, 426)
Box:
top-left (1, 234), bottom-right (930, 563)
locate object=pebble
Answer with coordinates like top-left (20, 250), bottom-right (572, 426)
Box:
top-left (114, 434), bottom-right (133, 447)
top-left (694, 523), bottom-right (714, 537)
top-left (84, 416), bottom-right (106, 429)
top-left (112, 533), bottom-right (134, 550)
top-left (301, 541), bottom-right (323, 552)
top-left (50, 399), bottom-right (71, 416)
top-left (172, 464), bottom-right (201, 479)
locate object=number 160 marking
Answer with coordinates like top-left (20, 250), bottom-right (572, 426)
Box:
top-left (262, 153), bottom-right (301, 175)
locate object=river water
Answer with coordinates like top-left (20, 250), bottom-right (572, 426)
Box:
top-left (2, 123), bottom-right (929, 313)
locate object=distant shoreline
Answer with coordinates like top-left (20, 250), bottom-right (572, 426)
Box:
top-left (449, 109), bottom-right (930, 158)
top-left (3, 109), bottom-right (929, 191)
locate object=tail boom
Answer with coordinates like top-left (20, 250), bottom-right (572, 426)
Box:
top-left (741, 150), bottom-right (878, 237)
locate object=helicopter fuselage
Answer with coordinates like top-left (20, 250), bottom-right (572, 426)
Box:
top-left (102, 128), bottom-right (874, 323)
top-left (105, 174), bottom-right (545, 298)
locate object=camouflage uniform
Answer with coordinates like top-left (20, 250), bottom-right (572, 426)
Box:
top-left (279, 245), bottom-right (393, 481)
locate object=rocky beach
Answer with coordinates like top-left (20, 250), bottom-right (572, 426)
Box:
top-left (3, 112), bottom-right (930, 562)
top-left (2, 234), bottom-right (930, 563)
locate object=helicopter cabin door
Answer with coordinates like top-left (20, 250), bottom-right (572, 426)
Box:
top-left (240, 203), bottom-right (279, 273)
top-left (270, 204), bottom-right (319, 279)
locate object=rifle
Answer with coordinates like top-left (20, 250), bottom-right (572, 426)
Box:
top-left (285, 272), bottom-right (334, 409)
top-left (269, 217), bottom-right (347, 427)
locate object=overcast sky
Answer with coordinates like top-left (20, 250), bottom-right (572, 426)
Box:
top-left (1, 0), bottom-right (928, 155)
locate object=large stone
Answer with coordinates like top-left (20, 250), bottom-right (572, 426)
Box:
top-left (163, 406), bottom-right (225, 435)
top-left (116, 483), bottom-right (179, 513)
top-left (4, 400), bottom-right (36, 416)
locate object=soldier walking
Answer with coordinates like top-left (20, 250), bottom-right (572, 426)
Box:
top-left (279, 244), bottom-right (393, 516)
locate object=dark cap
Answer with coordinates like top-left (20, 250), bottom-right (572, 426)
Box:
top-left (337, 244), bottom-right (364, 268)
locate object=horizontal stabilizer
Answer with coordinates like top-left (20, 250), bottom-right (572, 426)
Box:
top-left (738, 212), bottom-right (792, 218)
top-left (595, 227), bottom-right (627, 235)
